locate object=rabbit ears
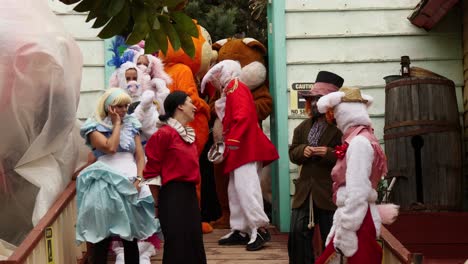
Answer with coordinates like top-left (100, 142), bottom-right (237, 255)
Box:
top-left (201, 60), bottom-right (242, 95)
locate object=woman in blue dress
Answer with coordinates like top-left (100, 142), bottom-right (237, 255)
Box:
top-left (76, 88), bottom-right (159, 264)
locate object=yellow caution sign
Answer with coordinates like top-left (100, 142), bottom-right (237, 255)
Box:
top-left (290, 82), bottom-right (314, 117)
top-left (45, 227), bottom-right (54, 264)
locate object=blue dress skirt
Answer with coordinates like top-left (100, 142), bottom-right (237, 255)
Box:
top-left (75, 157), bottom-right (159, 244)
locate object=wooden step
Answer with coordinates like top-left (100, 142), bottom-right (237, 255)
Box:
top-left (75, 227), bottom-right (289, 264)
top-left (153, 228), bottom-right (289, 264)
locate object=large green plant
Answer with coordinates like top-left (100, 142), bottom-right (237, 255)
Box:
top-left (185, 0), bottom-right (268, 45)
top-left (59, 0), bottom-right (198, 57)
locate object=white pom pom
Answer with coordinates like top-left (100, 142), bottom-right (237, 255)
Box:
top-left (377, 204), bottom-right (399, 224)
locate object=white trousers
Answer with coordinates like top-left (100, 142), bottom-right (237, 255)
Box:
top-left (228, 161), bottom-right (269, 238)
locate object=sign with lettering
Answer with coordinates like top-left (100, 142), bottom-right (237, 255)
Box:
top-left (45, 227), bottom-right (54, 264)
top-left (290, 82), bottom-right (314, 117)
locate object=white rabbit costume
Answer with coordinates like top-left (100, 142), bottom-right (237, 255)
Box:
top-left (109, 60), bottom-right (171, 141)
top-left (315, 87), bottom-right (398, 264)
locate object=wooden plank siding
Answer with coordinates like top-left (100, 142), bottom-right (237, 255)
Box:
top-left (48, 0), bottom-right (106, 120)
top-left (285, 0), bottom-right (464, 195)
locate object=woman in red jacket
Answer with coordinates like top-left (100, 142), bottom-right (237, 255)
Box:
top-left (143, 91), bottom-right (207, 264)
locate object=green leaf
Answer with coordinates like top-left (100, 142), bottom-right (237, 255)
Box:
top-left (154, 28), bottom-right (168, 54)
top-left (163, 0), bottom-right (185, 9)
top-left (85, 0), bottom-right (108, 22)
top-left (146, 28), bottom-right (170, 55)
top-left (97, 1), bottom-right (130, 39)
top-left (143, 0), bottom-right (162, 10)
top-left (126, 6), bottom-right (150, 45)
top-left (159, 15), bottom-right (180, 51)
top-left (126, 28), bottom-right (148, 45)
top-left (106, 0), bottom-right (126, 17)
top-left (86, 9), bottom-right (98, 22)
top-left (145, 31), bottom-right (161, 54)
top-left (151, 16), bottom-right (161, 30)
top-left (171, 12), bottom-right (198, 38)
top-left (92, 14), bottom-right (112, 28)
top-left (178, 31), bottom-right (195, 58)
top-left (73, 0), bottom-right (94, 12)
top-left (59, 0), bottom-right (81, 4)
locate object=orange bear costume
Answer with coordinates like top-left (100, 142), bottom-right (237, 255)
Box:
top-left (159, 23), bottom-right (218, 234)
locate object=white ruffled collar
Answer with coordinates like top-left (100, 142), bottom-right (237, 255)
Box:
top-left (158, 118), bottom-right (196, 143)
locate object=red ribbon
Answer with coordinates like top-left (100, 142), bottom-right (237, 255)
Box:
top-left (334, 143), bottom-right (349, 159)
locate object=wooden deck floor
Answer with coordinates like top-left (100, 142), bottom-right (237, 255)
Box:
top-left (152, 227), bottom-right (289, 264)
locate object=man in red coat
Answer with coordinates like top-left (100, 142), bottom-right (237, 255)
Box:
top-left (201, 60), bottom-right (279, 251)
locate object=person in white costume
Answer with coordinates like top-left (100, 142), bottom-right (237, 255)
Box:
top-left (201, 60), bottom-right (279, 251)
top-left (315, 87), bottom-right (399, 264)
top-left (109, 60), bottom-right (170, 142)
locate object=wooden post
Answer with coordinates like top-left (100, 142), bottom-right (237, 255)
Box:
top-left (267, 0), bottom-right (291, 232)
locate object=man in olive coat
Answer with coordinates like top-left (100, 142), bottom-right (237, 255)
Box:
top-left (288, 71), bottom-right (344, 264)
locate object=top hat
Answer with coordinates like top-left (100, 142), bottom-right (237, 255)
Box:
top-left (299, 71), bottom-right (344, 98)
top-left (315, 71), bottom-right (344, 88)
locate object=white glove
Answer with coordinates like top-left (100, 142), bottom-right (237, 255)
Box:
top-left (201, 60), bottom-right (242, 94)
top-left (133, 90), bottom-right (159, 141)
top-left (151, 78), bottom-right (170, 115)
top-left (151, 78), bottom-right (168, 93)
top-left (139, 90), bottom-right (155, 111)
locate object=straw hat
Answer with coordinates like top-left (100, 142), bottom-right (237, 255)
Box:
top-left (339, 87), bottom-right (368, 103)
top-left (317, 87), bottom-right (373, 114)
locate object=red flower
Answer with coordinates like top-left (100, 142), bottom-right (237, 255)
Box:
top-left (334, 143), bottom-right (349, 159)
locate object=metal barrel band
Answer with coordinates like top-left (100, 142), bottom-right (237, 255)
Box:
top-left (384, 120), bottom-right (460, 132)
top-left (385, 78), bottom-right (455, 90)
top-left (383, 125), bottom-right (460, 140)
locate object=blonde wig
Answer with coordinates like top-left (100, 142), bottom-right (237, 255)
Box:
top-left (94, 88), bottom-right (132, 125)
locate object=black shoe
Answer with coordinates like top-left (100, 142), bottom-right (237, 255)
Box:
top-left (218, 230), bottom-right (250, 245)
top-left (258, 228), bottom-right (271, 242)
top-left (246, 233), bottom-right (266, 251)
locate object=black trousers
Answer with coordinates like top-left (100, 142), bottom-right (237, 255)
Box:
top-left (200, 134), bottom-right (221, 222)
top-left (92, 237), bottom-right (139, 264)
top-left (288, 199), bottom-right (334, 264)
top-left (159, 181), bottom-right (207, 264)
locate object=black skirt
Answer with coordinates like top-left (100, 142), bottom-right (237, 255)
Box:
top-left (159, 181), bottom-right (207, 264)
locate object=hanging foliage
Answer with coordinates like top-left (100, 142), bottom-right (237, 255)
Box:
top-left (185, 0), bottom-right (267, 45)
top-left (59, 0), bottom-right (198, 57)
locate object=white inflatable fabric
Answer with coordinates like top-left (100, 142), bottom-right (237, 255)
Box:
top-left (0, 0), bottom-right (83, 244)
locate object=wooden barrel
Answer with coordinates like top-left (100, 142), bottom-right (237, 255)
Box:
top-left (464, 0), bottom-right (468, 211)
top-left (384, 77), bottom-right (463, 211)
